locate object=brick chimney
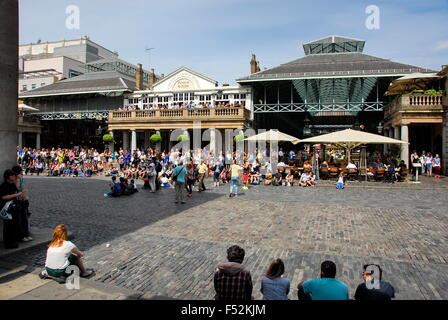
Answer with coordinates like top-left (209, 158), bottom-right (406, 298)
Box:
top-left (136, 63), bottom-right (143, 90)
top-left (250, 54), bottom-right (258, 74)
top-left (149, 68), bottom-right (156, 88)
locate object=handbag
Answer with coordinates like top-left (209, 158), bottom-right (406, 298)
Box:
top-left (0, 200), bottom-right (13, 220)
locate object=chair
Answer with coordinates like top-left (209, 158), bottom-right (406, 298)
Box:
top-left (375, 168), bottom-right (386, 181)
top-left (320, 167), bottom-right (329, 180)
top-left (347, 168), bottom-right (358, 181)
top-left (329, 167), bottom-right (339, 180)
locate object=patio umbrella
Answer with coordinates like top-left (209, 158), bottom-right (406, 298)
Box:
top-left (18, 104), bottom-right (39, 111)
top-left (244, 129), bottom-right (301, 144)
top-left (300, 129), bottom-right (408, 180)
top-left (299, 129), bottom-right (407, 161)
top-left (385, 73), bottom-right (440, 96)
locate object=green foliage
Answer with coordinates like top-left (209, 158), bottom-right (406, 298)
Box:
top-left (102, 134), bottom-right (113, 142)
top-left (150, 134), bottom-right (162, 143)
top-left (177, 135), bottom-right (189, 142)
top-left (234, 134), bottom-right (245, 142)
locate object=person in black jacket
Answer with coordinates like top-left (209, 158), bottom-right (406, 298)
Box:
top-left (354, 264), bottom-right (395, 301)
top-left (0, 170), bottom-right (24, 249)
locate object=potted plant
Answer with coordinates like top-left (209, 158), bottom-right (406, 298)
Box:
top-left (102, 134), bottom-right (114, 143)
top-left (234, 134), bottom-right (245, 142)
top-left (150, 134), bottom-right (162, 143)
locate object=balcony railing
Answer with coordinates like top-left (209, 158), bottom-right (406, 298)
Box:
top-left (109, 107), bottom-right (251, 122)
top-left (385, 94), bottom-right (445, 118)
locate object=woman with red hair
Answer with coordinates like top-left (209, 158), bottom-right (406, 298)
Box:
top-left (44, 224), bottom-right (93, 278)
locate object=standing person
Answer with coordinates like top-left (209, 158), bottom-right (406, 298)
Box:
top-left (229, 160), bottom-right (242, 198)
top-left (147, 163), bottom-right (157, 193)
top-left (197, 160), bottom-right (208, 192)
top-left (420, 151), bottom-right (427, 176)
top-left (211, 161), bottom-right (222, 188)
top-left (426, 152), bottom-right (433, 177)
top-left (185, 163), bottom-right (195, 198)
top-left (1, 170), bottom-right (25, 249)
top-left (43, 224), bottom-right (94, 278)
top-left (172, 164), bottom-right (187, 204)
top-left (354, 264), bottom-right (395, 301)
top-left (297, 261), bottom-right (349, 300)
top-left (433, 154), bottom-right (441, 178)
top-left (214, 245), bottom-right (253, 301)
top-left (260, 258), bottom-right (290, 300)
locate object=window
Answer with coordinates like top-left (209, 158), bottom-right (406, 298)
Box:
top-left (234, 94), bottom-right (239, 100)
top-left (217, 94), bottom-right (229, 100)
top-left (22, 85), bottom-right (27, 91)
top-left (31, 84), bottom-right (36, 89)
top-left (40, 82), bottom-right (46, 87)
top-left (173, 92), bottom-right (194, 102)
top-left (240, 93), bottom-right (246, 99)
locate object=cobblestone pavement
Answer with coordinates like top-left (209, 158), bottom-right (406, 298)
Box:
top-left (3, 175), bottom-right (448, 300)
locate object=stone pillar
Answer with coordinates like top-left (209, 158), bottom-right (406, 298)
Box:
top-left (383, 128), bottom-right (389, 153)
top-left (123, 130), bottom-right (129, 151)
top-left (400, 124), bottom-right (409, 167)
top-left (210, 128), bottom-right (216, 155)
top-left (36, 132), bottom-right (41, 150)
top-left (0, 0), bottom-right (18, 174)
top-left (394, 126), bottom-right (400, 140)
top-left (156, 130), bottom-right (161, 152)
top-left (18, 132), bottom-right (23, 148)
top-left (131, 129), bottom-right (137, 152)
top-left (109, 131), bottom-right (114, 152)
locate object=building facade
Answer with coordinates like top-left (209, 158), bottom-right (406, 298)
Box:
top-left (237, 36), bottom-right (434, 139)
top-left (108, 67), bottom-right (252, 152)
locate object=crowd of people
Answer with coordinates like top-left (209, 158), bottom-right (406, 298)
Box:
top-left (117, 101), bottom-right (245, 111)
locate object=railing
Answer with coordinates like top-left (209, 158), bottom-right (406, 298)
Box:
top-left (385, 94), bottom-right (445, 117)
top-left (239, 68), bottom-right (434, 80)
top-left (109, 107), bottom-right (250, 122)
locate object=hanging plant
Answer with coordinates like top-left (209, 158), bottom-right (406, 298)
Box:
top-left (102, 134), bottom-right (113, 143)
top-left (234, 134), bottom-right (245, 142)
top-left (150, 134), bottom-right (162, 143)
top-left (178, 134), bottom-right (189, 142)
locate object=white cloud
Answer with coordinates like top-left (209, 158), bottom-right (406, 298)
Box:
top-left (434, 40), bottom-right (448, 51)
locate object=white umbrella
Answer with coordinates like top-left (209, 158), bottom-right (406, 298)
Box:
top-left (385, 73), bottom-right (440, 96)
top-left (18, 104), bottom-right (39, 111)
top-left (244, 129), bottom-right (301, 144)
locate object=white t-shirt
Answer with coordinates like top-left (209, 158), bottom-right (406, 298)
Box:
top-left (45, 240), bottom-right (76, 270)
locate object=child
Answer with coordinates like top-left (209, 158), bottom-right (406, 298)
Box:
top-left (336, 172), bottom-right (345, 189)
top-left (160, 174), bottom-right (171, 188)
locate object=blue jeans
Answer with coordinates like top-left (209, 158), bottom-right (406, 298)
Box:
top-left (230, 177), bottom-right (239, 194)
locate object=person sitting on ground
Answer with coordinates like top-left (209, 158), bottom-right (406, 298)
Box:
top-left (160, 174), bottom-right (171, 188)
top-left (354, 264), bottom-right (395, 301)
top-left (286, 171), bottom-right (294, 186)
top-left (272, 169), bottom-right (282, 186)
top-left (260, 258), bottom-right (290, 300)
top-left (336, 172), bottom-right (345, 189)
top-left (214, 245), bottom-right (253, 300)
top-left (299, 171), bottom-right (309, 187)
top-left (297, 260), bottom-right (349, 300)
top-left (44, 224), bottom-right (94, 278)
top-left (264, 171), bottom-right (273, 185)
top-left (306, 173), bottom-right (316, 187)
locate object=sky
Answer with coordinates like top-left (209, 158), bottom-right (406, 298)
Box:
top-left (19, 0), bottom-right (448, 85)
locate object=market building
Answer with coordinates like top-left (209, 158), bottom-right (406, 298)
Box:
top-left (237, 35), bottom-right (434, 140)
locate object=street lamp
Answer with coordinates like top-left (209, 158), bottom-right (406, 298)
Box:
top-left (377, 121), bottom-right (384, 134)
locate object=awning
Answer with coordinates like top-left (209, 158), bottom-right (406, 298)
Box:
top-left (244, 129), bottom-right (301, 144)
top-left (385, 73), bottom-right (440, 96)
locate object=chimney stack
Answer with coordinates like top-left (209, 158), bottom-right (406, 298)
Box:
top-left (136, 63), bottom-right (143, 90)
top-left (250, 54), bottom-right (260, 74)
top-left (149, 68), bottom-right (156, 88)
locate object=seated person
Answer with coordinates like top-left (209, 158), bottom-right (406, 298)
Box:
top-left (44, 224), bottom-right (93, 278)
top-left (306, 173), bottom-right (316, 187)
top-left (395, 160), bottom-right (407, 181)
top-left (297, 261), bottom-right (349, 300)
top-left (354, 264), bottom-right (395, 301)
top-left (160, 174), bottom-right (171, 187)
top-left (346, 161), bottom-right (357, 171)
top-left (285, 171), bottom-right (294, 186)
top-left (299, 172), bottom-right (309, 187)
top-left (264, 171), bottom-right (273, 185)
top-left (272, 170), bottom-right (282, 186)
top-left (129, 179), bottom-right (138, 194)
